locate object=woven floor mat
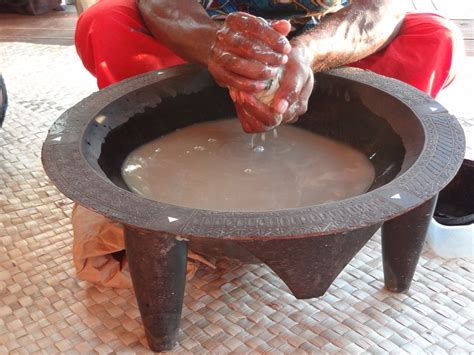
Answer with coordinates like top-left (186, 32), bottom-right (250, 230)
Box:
top-left (0, 42), bottom-right (473, 354)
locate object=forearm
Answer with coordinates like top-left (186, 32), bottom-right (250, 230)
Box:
top-left (293, 0), bottom-right (404, 72)
top-left (137, 0), bottom-right (220, 66)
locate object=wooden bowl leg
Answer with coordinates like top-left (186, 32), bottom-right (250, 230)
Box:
top-left (125, 226), bottom-right (187, 351)
top-left (382, 195), bottom-right (438, 292)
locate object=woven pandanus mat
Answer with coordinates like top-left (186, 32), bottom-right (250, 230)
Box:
top-left (0, 42), bottom-right (473, 354)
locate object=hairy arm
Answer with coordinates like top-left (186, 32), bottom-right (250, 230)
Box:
top-left (137, 0), bottom-right (219, 65)
top-left (263, 0), bottom-right (405, 125)
top-left (136, 1), bottom-right (291, 132)
top-left (293, 0), bottom-right (405, 71)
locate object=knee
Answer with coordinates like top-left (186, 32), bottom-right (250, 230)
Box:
top-left (429, 16), bottom-right (464, 86)
top-left (409, 14), bottom-right (464, 71)
top-left (75, 0), bottom-right (141, 64)
top-left (75, 1), bottom-right (111, 59)
top-left (432, 16), bottom-right (464, 58)
top-left (78, 0), bottom-right (141, 27)
top-left (76, 1), bottom-right (110, 36)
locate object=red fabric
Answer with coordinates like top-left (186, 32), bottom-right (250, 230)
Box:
top-left (75, 1), bottom-right (463, 97)
top-left (349, 13), bottom-right (464, 97)
top-left (75, 0), bottom-right (186, 89)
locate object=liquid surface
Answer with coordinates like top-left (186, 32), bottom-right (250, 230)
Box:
top-left (122, 119), bottom-right (375, 211)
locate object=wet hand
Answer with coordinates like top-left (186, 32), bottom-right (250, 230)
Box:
top-left (271, 44), bottom-right (314, 124)
top-left (230, 88), bottom-right (283, 133)
top-left (208, 12), bottom-right (291, 92)
top-left (231, 42), bottom-right (314, 132)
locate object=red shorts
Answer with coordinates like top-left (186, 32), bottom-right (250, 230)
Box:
top-left (75, 0), bottom-right (464, 98)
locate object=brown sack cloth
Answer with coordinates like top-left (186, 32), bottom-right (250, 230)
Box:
top-left (71, 204), bottom-right (215, 288)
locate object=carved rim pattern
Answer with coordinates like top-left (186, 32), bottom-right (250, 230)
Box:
top-left (42, 65), bottom-right (465, 239)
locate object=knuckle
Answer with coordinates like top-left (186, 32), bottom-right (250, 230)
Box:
top-left (262, 53), bottom-right (282, 65)
top-left (219, 52), bottom-right (233, 66)
top-left (226, 12), bottom-right (239, 24)
top-left (236, 13), bottom-right (251, 30)
top-left (215, 28), bottom-right (226, 42)
top-left (276, 35), bottom-right (288, 48)
top-left (231, 33), bottom-right (244, 47)
top-left (245, 16), bottom-right (264, 33)
top-left (272, 53), bottom-right (284, 62)
top-left (253, 20), bottom-right (265, 33)
top-left (248, 43), bottom-right (266, 57)
top-left (286, 88), bottom-right (299, 101)
top-left (229, 56), bottom-right (240, 68)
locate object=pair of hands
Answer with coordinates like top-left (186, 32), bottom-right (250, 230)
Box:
top-left (208, 12), bottom-right (314, 133)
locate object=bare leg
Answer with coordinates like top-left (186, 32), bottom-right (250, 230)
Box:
top-left (124, 226), bottom-right (187, 351)
top-left (382, 196), bottom-right (437, 292)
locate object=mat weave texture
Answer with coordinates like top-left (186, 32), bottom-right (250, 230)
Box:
top-left (0, 42), bottom-right (473, 354)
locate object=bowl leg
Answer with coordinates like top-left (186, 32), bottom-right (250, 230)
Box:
top-left (237, 224), bottom-right (380, 299)
top-left (124, 226), bottom-right (187, 352)
top-left (381, 195), bottom-right (438, 292)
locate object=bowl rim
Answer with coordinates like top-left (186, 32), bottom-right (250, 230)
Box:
top-left (41, 64), bottom-right (465, 239)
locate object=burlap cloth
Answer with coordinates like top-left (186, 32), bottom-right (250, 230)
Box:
top-left (71, 204), bottom-right (216, 288)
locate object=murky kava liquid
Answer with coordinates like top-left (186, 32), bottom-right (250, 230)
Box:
top-left (122, 119), bottom-right (375, 211)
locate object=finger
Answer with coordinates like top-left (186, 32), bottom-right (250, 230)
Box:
top-left (209, 62), bottom-right (267, 92)
top-left (282, 103), bottom-right (298, 123)
top-left (218, 29), bottom-right (288, 66)
top-left (243, 106), bottom-right (267, 133)
top-left (240, 92), bottom-right (279, 127)
top-left (235, 102), bottom-right (266, 133)
top-left (285, 76), bottom-right (314, 123)
top-left (295, 74), bottom-right (314, 116)
top-left (214, 49), bottom-right (279, 81)
top-left (226, 12), bottom-right (291, 54)
top-left (235, 96), bottom-right (269, 133)
top-left (236, 106), bottom-right (253, 133)
top-left (287, 115), bottom-right (299, 124)
top-left (272, 70), bottom-right (306, 114)
top-left (271, 20), bottom-right (292, 36)
top-left (229, 88), bottom-right (239, 103)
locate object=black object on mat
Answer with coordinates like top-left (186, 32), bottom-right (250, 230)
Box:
top-left (434, 159), bottom-right (474, 226)
top-left (0, 74), bottom-right (6, 127)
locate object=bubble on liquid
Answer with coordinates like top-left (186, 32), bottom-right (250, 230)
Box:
top-left (186, 150), bottom-right (190, 154)
top-left (208, 138), bottom-right (217, 143)
top-left (244, 168), bottom-right (252, 174)
top-left (154, 147), bottom-right (161, 153)
top-left (193, 145), bottom-right (205, 151)
top-left (254, 145), bottom-right (265, 153)
top-left (124, 164), bottom-right (141, 173)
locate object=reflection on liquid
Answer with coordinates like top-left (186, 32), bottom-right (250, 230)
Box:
top-left (122, 119), bottom-right (375, 211)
